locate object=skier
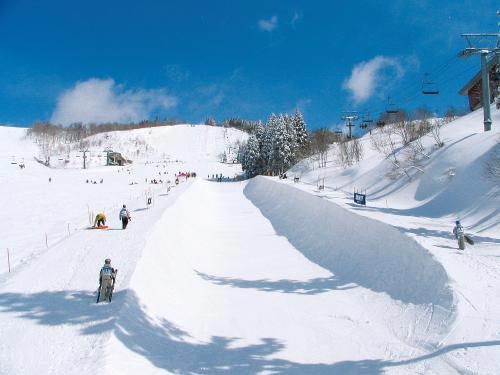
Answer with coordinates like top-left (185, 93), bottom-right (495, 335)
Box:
top-left (119, 204), bottom-right (131, 229)
top-left (97, 258), bottom-right (117, 303)
top-left (94, 213), bottom-right (106, 228)
top-left (453, 220), bottom-right (465, 250)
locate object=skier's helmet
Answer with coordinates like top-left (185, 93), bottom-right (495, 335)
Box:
top-left (105, 258), bottom-right (111, 264)
top-left (123, 204), bottom-right (126, 208)
top-left (456, 220), bottom-right (460, 225)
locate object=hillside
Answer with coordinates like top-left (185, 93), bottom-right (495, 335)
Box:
top-left (291, 105), bottom-right (500, 236)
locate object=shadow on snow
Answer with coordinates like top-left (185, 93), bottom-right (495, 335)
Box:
top-left (195, 270), bottom-right (356, 295)
top-left (1, 289), bottom-right (498, 374)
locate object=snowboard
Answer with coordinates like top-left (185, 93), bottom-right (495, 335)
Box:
top-left (464, 234), bottom-right (474, 245)
top-left (96, 274), bottom-right (117, 303)
top-left (90, 225), bottom-right (109, 230)
top-left (96, 284), bottom-right (113, 303)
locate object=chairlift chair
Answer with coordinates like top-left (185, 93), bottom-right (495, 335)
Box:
top-left (385, 97), bottom-right (399, 114)
top-left (421, 73), bottom-right (439, 95)
top-left (361, 113), bottom-right (373, 129)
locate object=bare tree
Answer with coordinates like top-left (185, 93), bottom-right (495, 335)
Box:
top-left (413, 107), bottom-right (434, 120)
top-left (370, 125), bottom-right (413, 179)
top-left (430, 119), bottom-right (445, 147)
top-left (205, 117), bottom-right (217, 126)
top-left (337, 137), bottom-right (364, 168)
top-left (310, 128), bottom-right (334, 168)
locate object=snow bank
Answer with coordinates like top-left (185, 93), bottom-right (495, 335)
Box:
top-left (244, 176), bottom-right (454, 309)
top-left (291, 106), bottom-right (500, 235)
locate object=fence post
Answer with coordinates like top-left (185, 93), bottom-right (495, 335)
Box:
top-left (67, 223), bottom-right (70, 236)
top-left (45, 233), bottom-right (48, 248)
top-left (6, 248), bottom-right (10, 273)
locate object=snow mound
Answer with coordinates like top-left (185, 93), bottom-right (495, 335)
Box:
top-left (244, 176), bottom-right (454, 308)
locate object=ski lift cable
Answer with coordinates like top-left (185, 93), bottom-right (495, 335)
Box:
top-left (364, 63), bottom-right (477, 116)
top-left (359, 54), bottom-right (475, 118)
top-left (358, 54), bottom-right (460, 113)
top-left (361, 54), bottom-right (466, 117)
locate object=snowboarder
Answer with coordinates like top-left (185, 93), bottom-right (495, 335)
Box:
top-left (119, 204), bottom-right (131, 229)
top-left (94, 213), bottom-right (106, 228)
top-left (97, 258), bottom-right (117, 303)
top-left (453, 220), bottom-right (465, 250)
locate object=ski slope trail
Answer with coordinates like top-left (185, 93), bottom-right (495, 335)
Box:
top-left (0, 180), bottom-right (191, 375)
top-left (100, 179), bottom-right (456, 374)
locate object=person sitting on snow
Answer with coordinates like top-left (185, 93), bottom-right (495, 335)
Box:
top-left (94, 213), bottom-right (106, 228)
top-left (119, 205), bottom-right (131, 230)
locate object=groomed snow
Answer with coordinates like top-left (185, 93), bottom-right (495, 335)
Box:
top-left (0, 110), bottom-right (499, 375)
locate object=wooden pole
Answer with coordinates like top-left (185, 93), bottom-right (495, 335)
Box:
top-left (6, 248), bottom-right (10, 273)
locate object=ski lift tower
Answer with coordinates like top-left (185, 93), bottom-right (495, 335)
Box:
top-left (341, 111), bottom-right (359, 139)
top-left (458, 23), bottom-right (499, 131)
top-left (79, 149), bottom-right (89, 169)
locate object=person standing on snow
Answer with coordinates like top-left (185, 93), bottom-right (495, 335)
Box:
top-left (94, 213), bottom-right (106, 228)
top-left (97, 258), bottom-right (117, 303)
top-left (99, 258), bottom-right (117, 285)
top-left (453, 220), bottom-right (465, 250)
top-left (119, 204), bottom-right (131, 230)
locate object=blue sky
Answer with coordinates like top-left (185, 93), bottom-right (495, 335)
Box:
top-left (0, 0), bottom-right (498, 129)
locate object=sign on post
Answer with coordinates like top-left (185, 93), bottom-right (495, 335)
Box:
top-left (354, 192), bottom-right (366, 205)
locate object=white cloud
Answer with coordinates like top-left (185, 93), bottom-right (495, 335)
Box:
top-left (291, 11), bottom-right (303, 25)
top-left (342, 56), bottom-right (404, 104)
top-left (258, 16), bottom-right (278, 32)
top-left (50, 78), bottom-right (177, 125)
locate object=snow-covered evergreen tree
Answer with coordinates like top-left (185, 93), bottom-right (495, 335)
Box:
top-left (240, 111), bottom-right (309, 177)
top-left (253, 120), bottom-right (265, 143)
top-left (284, 113), bottom-right (297, 162)
top-left (261, 114), bottom-right (277, 173)
top-left (292, 110), bottom-right (309, 154)
top-left (271, 114), bottom-right (293, 174)
top-left (241, 135), bottom-right (261, 177)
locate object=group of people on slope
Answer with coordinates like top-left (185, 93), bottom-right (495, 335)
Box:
top-left (95, 208), bottom-right (131, 301)
top-left (93, 204), bottom-right (132, 230)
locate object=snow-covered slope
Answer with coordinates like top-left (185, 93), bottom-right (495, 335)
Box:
top-left (0, 124), bottom-right (247, 275)
top-left (0, 112), bottom-right (499, 375)
top-left (292, 106), bottom-right (499, 236)
top-left (46, 124), bottom-right (247, 170)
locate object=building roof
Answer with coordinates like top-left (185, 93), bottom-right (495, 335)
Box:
top-left (458, 54), bottom-right (499, 96)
